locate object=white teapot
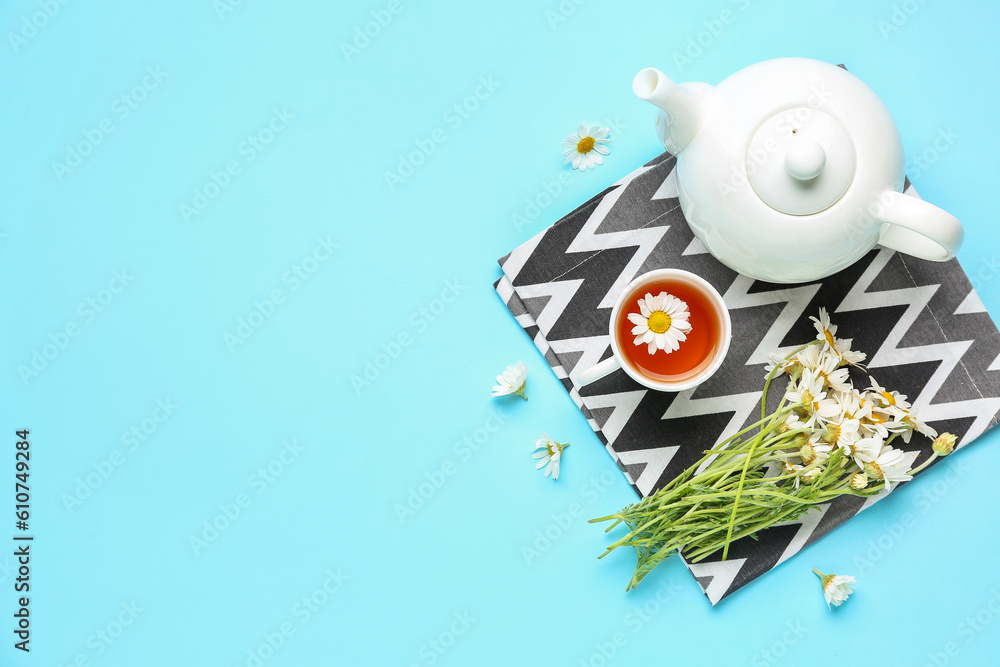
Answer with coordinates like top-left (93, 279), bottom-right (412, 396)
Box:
top-left (633, 58), bottom-right (963, 283)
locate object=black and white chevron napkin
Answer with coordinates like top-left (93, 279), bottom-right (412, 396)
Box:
top-left (495, 152), bottom-right (1000, 604)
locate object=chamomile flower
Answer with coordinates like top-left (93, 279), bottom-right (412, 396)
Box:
top-left (863, 445), bottom-right (913, 491)
top-left (801, 467), bottom-right (823, 485)
top-left (868, 378), bottom-right (911, 414)
top-left (782, 461), bottom-right (804, 487)
top-left (532, 434), bottom-right (569, 480)
top-left (780, 413), bottom-right (808, 434)
top-left (785, 369), bottom-right (824, 406)
top-left (900, 407), bottom-right (937, 442)
top-left (765, 352), bottom-right (802, 379)
top-left (813, 569), bottom-right (856, 608)
top-left (815, 352), bottom-right (852, 393)
top-left (822, 417), bottom-right (860, 451)
top-left (833, 390), bottom-right (871, 423)
top-left (766, 344), bottom-right (831, 379)
top-left (799, 437), bottom-right (832, 466)
top-left (845, 436), bottom-right (882, 469)
top-left (822, 413), bottom-right (861, 449)
top-left (785, 369), bottom-right (840, 427)
top-left (795, 343), bottom-right (826, 372)
top-left (810, 308), bottom-right (840, 350)
top-left (628, 291), bottom-right (692, 355)
top-left (561, 123), bottom-right (611, 171)
top-left (933, 432), bottom-right (957, 456)
top-left (492, 361), bottom-right (528, 400)
top-left (859, 410), bottom-right (891, 439)
top-left (829, 336), bottom-right (866, 367)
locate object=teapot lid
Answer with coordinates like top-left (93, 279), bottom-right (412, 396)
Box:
top-left (747, 108), bottom-right (857, 216)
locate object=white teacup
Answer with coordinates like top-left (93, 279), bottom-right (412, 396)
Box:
top-left (577, 269), bottom-right (732, 392)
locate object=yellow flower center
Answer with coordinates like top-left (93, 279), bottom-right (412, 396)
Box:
top-left (647, 311), bottom-right (672, 334)
top-left (864, 460), bottom-right (884, 481)
top-left (824, 329), bottom-right (836, 348)
top-left (881, 391), bottom-right (896, 406)
top-left (576, 136), bottom-right (595, 154)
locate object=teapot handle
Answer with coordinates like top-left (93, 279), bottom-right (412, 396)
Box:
top-left (876, 190), bottom-right (964, 262)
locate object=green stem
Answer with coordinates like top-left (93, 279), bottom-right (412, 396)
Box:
top-left (906, 451), bottom-right (939, 477)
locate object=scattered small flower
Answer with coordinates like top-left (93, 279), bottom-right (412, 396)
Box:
top-left (628, 291), bottom-right (692, 355)
top-left (813, 569), bottom-right (856, 608)
top-left (561, 122), bottom-right (611, 171)
top-left (532, 434), bottom-right (569, 480)
top-left (493, 362), bottom-right (528, 400)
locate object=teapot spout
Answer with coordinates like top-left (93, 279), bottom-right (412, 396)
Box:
top-left (633, 67), bottom-right (704, 155)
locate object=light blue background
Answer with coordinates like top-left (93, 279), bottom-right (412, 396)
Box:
top-left (2, 0), bottom-right (999, 665)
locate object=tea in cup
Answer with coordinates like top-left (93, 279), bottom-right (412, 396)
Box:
top-left (578, 269), bottom-right (731, 392)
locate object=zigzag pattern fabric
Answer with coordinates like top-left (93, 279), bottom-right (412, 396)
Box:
top-left (495, 152), bottom-right (1000, 604)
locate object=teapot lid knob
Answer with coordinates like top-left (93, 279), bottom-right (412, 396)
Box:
top-left (784, 139), bottom-right (826, 181)
top-left (747, 108), bottom-right (857, 216)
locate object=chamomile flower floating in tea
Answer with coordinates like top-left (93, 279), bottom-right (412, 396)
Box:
top-left (813, 569), bottom-right (856, 608)
top-left (492, 361), bottom-right (528, 400)
top-left (627, 291), bottom-right (692, 355)
top-left (532, 434), bottom-right (569, 480)
top-left (561, 123), bottom-right (611, 171)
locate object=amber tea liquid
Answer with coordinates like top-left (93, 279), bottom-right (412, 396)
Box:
top-left (615, 278), bottom-right (723, 384)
